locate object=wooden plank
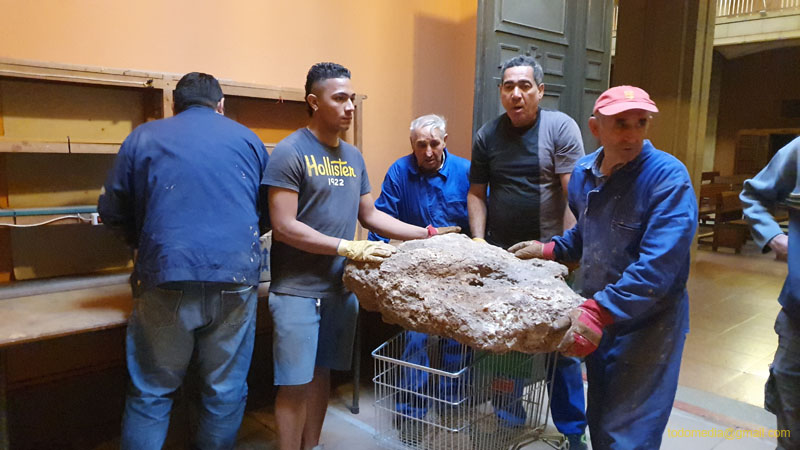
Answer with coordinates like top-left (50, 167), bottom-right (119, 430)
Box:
top-left (738, 127), bottom-right (800, 136)
top-left (68, 143), bottom-right (120, 154)
top-left (0, 57), bottom-right (307, 108)
top-left (0, 152), bottom-right (6, 286)
top-left (0, 154), bottom-right (7, 208)
top-left (353, 96), bottom-right (365, 239)
top-left (0, 228), bottom-right (12, 282)
top-left (0, 283), bottom-right (131, 348)
top-left (354, 95), bottom-right (365, 151)
top-left (219, 82), bottom-right (305, 102)
top-left (0, 140), bottom-right (67, 153)
top-left (713, 174), bottom-right (752, 185)
top-left (0, 139), bottom-right (119, 154)
top-left (0, 280), bottom-right (271, 348)
top-left (162, 85), bottom-right (174, 118)
top-left (0, 81), bottom-right (4, 137)
top-left (0, 57), bottom-right (162, 89)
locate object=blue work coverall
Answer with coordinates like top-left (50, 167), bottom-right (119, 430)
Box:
top-left (368, 149), bottom-right (472, 418)
top-left (551, 140), bottom-right (697, 449)
top-left (740, 136), bottom-right (800, 449)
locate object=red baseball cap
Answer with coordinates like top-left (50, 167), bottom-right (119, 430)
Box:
top-left (593, 85), bottom-right (659, 116)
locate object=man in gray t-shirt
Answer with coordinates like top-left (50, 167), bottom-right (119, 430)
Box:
top-left (468, 55), bottom-right (588, 450)
top-left (266, 127), bottom-right (371, 298)
top-left (263, 62), bottom-right (459, 450)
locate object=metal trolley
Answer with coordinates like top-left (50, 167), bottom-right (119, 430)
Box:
top-left (372, 332), bottom-right (558, 450)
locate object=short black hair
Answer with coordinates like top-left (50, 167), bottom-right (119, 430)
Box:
top-left (173, 72), bottom-right (223, 114)
top-left (304, 62), bottom-right (351, 116)
top-left (500, 55), bottom-right (544, 86)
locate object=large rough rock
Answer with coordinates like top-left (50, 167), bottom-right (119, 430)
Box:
top-left (343, 233), bottom-right (584, 353)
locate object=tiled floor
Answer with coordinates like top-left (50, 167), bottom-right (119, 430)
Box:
top-left (682, 241), bottom-right (786, 407)
top-left (204, 380), bottom-right (778, 449)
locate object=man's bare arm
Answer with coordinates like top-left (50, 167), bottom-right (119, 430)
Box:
top-left (468, 183), bottom-right (488, 239)
top-left (358, 193), bottom-right (428, 240)
top-left (560, 173), bottom-right (576, 231)
top-left (269, 187), bottom-right (340, 254)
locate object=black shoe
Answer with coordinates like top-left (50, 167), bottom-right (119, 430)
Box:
top-left (565, 433), bottom-right (587, 450)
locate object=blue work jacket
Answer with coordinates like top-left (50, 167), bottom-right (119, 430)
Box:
top-left (741, 137), bottom-right (800, 321)
top-left (98, 106), bottom-right (269, 291)
top-left (553, 140), bottom-right (698, 338)
top-left (368, 149), bottom-right (470, 241)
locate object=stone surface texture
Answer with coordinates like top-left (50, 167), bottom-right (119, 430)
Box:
top-left (343, 234), bottom-right (584, 353)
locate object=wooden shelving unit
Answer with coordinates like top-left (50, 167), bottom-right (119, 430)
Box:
top-left (0, 56), bottom-right (365, 283)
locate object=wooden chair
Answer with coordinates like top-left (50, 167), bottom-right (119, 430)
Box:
top-left (701, 171), bottom-right (720, 184)
top-left (698, 183), bottom-right (731, 226)
top-left (697, 191), bottom-right (749, 253)
top-left (713, 174), bottom-right (752, 192)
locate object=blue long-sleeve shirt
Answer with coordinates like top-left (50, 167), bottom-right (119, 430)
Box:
top-left (98, 106), bottom-right (270, 290)
top-left (552, 140), bottom-right (698, 332)
top-left (368, 149), bottom-right (470, 241)
top-left (741, 137), bottom-right (800, 320)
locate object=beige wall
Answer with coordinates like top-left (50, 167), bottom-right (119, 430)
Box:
top-left (714, 46), bottom-right (800, 175)
top-left (0, 0), bottom-right (477, 195)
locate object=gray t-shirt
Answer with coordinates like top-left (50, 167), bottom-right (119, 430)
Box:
top-left (262, 128), bottom-right (370, 298)
top-left (470, 109), bottom-right (584, 247)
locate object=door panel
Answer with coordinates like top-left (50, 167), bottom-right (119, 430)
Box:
top-left (498, 0), bottom-right (567, 39)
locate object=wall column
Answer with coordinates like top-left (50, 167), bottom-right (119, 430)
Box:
top-left (613, 0), bottom-right (716, 186)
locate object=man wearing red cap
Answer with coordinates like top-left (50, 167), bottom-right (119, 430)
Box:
top-left (510, 85), bottom-right (698, 449)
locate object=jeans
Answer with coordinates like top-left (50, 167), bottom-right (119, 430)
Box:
top-left (765, 309), bottom-right (800, 450)
top-left (121, 281), bottom-right (257, 450)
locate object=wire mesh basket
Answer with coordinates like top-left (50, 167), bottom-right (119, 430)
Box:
top-left (372, 331), bottom-right (556, 450)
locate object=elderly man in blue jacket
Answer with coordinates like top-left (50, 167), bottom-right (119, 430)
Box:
top-left (368, 114), bottom-right (470, 427)
top-left (99, 72), bottom-right (270, 450)
top-left (509, 86), bottom-right (698, 449)
top-left (740, 136), bottom-right (800, 450)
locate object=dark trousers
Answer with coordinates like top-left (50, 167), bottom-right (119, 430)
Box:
top-left (765, 309), bottom-right (800, 450)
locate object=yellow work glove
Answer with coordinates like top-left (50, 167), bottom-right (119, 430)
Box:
top-left (337, 239), bottom-right (397, 262)
top-left (472, 237), bottom-right (487, 244)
